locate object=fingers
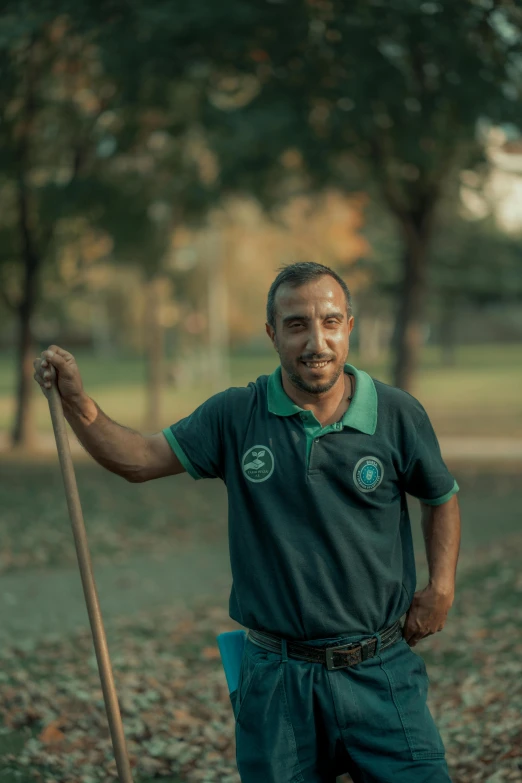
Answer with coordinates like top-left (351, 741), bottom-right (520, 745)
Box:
top-left (47, 345), bottom-right (74, 361)
top-left (404, 632), bottom-right (421, 647)
top-left (41, 346), bottom-right (69, 367)
top-left (33, 345), bottom-right (70, 393)
top-left (33, 359), bottom-right (55, 393)
top-left (33, 365), bottom-right (52, 395)
top-left (402, 622), bottom-right (423, 647)
top-left (40, 346), bottom-right (74, 376)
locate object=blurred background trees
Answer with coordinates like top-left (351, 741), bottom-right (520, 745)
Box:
top-left (175, 0), bottom-right (522, 389)
top-left (1, 0), bottom-right (522, 448)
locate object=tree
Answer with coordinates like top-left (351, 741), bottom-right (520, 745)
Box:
top-left (146, 0), bottom-right (522, 389)
top-left (0, 8), bottom-right (122, 447)
top-left (0, 4), bottom-right (218, 443)
top-left (430, 211), bottom-right (522, 364)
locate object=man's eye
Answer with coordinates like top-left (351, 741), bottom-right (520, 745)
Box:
top-left (326, 319), bottom-right (339, 325)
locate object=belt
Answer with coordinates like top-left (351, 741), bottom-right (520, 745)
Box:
top-left (247, 619), bottom-right (403, 671)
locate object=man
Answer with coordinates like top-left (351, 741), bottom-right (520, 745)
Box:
top-left (34, 261), bottom-right (460, 783)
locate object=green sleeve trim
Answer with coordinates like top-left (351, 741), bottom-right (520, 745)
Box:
top-left (418, 479), bottom-right (460, 506)
top-left (162, 428), bottom-right (202, 480)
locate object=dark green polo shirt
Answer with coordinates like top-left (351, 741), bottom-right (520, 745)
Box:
top-left (163, 363), bottom-right (459, 641)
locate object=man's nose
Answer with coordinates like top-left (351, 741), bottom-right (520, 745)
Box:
top-left (306, 325), bottom-right (327, 354)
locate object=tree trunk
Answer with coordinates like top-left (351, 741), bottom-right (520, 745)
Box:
top-left (11, 173), bottom-right (40, 449)
top-left (390, 221), bottom-right (429, 392)
top-left (206, 227), bottom-right (230, 393)
top-left (11, 37), bottom-right (42, 449)
top-left (11, 299), bottom-right (37, 449)
top-left (358, 314), bottom-right (384, 364)
top-left (144, 276), bottom-right (165, 431)
top-left (91, 294), bottom-right (114, 358)
top-left (439, 294), bottom-right (458, 367)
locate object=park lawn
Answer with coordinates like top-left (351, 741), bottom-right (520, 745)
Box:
top-left (0, 463), bottom-right (229, 574)
top-left (1, 343), bottom-right (522, 437)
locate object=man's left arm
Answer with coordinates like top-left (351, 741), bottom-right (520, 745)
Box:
top-left (402, 494), bottom-right (461, 647)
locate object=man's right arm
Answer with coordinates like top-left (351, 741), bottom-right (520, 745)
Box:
top-left (33, 345), bottom-right (205, 483)
top-left (63, 396), bottom-right (185, 482)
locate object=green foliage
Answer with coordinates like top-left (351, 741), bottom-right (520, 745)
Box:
top-left (432, 215), bottom-right (522, 306)
top-left (2, 1), bottom-right (520, 290)
top-left (0, 0), bottom-right (225, 328)
top-left (1, 0), bottom-right (522, 382)
top-left (125, 0), bottom-right (522, 221)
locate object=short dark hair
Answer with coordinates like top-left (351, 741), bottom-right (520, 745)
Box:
top-left (266, 261), bottom-right (353, 329)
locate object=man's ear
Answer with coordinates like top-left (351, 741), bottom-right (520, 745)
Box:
top-left (266, 322), bottom-right (277, 350)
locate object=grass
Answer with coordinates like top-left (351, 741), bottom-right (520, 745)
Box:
top-left (0, 726), bottom-right (32, 783)
top-left (0, 461), bottom-right (229, 573)
top-left (1, 343), bottom-right (522, 437)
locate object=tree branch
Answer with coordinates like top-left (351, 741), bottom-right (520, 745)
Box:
top-left (367, 135), bottom-right (409, 223)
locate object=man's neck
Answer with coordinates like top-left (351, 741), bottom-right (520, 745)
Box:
top-left (281, 367), bottom-right (350, 421)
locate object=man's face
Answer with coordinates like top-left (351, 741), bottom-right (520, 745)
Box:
top-left (265, 276), bottom-right (354, 396)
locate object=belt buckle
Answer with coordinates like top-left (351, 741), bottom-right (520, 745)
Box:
top-left (325, 642), bottom-right (358, 671)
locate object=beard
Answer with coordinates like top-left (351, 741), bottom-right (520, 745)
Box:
top-left (282, 355), bottom-right (345, 396)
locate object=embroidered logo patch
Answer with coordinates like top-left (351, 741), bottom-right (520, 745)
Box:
top-left (353, 456), bottom-right (384, 493)
top-left (242, 444), bottom-right (275, 483)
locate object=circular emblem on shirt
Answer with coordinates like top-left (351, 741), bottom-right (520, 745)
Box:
top-left (353, 456), bottom-right (384, 493)
top-left (242, 444), bottom-right (275, 483)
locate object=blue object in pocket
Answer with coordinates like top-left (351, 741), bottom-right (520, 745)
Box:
top-left (216, 630), bottom-right (247, 695)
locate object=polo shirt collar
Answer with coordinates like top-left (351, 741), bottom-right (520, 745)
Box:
top-left (267, 362), bottom-right (377, 435)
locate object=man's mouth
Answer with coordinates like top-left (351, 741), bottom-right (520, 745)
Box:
top-left (301, 359), bottom-right (332, 369)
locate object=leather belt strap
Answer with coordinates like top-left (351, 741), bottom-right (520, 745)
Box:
top-left (247, 619), bottom-right (403, 670)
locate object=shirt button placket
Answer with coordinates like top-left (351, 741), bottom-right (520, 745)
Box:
top-left (309, 436), bottom-right (320, 472)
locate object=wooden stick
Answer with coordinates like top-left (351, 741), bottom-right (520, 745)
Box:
top-left (47, 377), bottom-right (134, 782)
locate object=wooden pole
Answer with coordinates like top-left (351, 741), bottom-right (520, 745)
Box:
top-left (47, 371), bottom-right (134, 783)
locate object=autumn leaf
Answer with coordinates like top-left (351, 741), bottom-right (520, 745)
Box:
top-left (38, 720), bottom-right (66, 745)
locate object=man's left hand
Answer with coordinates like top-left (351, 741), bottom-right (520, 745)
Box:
top-left (402, 584), bottom-right (454, 647)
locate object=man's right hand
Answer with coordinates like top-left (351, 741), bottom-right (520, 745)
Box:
top-left (33, 345), bottom-right (87, 406)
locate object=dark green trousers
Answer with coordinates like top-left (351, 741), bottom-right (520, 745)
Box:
top-left (231, 626), bottom-right (452, 783)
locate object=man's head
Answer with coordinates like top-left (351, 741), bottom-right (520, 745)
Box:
top-left (265, 262), bottom-right (354, 396)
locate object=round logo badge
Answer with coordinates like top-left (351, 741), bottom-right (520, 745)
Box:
top-left (242, 444), bottom-right (275, 483)
top-left (353, 456), bottom-right (384, 493)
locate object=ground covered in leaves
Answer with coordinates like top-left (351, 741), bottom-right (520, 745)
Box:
top-left (1, 533), bottom-right (522, 783)
top-left (0, 464), bottom-right (228, 575)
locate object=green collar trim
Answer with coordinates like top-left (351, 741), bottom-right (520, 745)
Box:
top-left (267, 362), bottom-right (377, 435)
